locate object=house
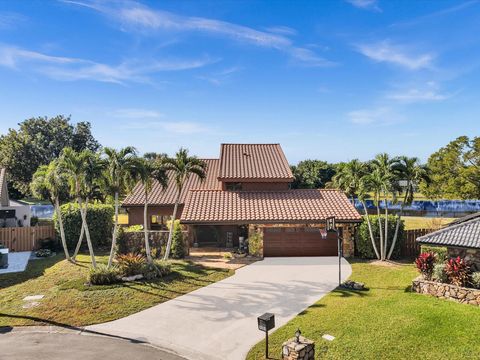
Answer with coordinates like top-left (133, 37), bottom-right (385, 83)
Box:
top-left (123, 144), bottom-right (362, 257)
top-left (0, 168), bottom-right (32, 227)
top-left (417, 215), bottom-right (480, 270)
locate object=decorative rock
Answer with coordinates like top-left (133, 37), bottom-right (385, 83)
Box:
top-left (121, 274), bottom-right (144, 282)
top-left (282, 335), bottom-right (315, 360)
top-left (341, 280), bottom-right (365, 291)
top-left (22, 301), bottom-right (40, 309)
top-left (23, 295), bottom-right (44, 301)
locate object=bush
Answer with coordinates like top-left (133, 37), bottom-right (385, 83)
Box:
top-left (170, 220), bottom-right (186, 259)
top-left (357, 215), bottom-right (404, 259)
top-left (116, 228), bottom-right (166, 257)
top-left (420, 245), bottom-right (448, 263)
top-left (153, 260), bottom-right (172, 277)
top-left (125, 225), bottom-right (143, 232)
top-left (415, 252), bottom-right (436, 280)
top-left (432, 263), bottom-right (448, 283)
top-left (248, 227), bottom-right (263, 256)
top-left (35, 249), bottom-right (53, 258)
top-left (55, 203), bottom-right (114, 249)
top-left (141, 260), bottom-right (172, 280)
top-left (116, 253), bottom-right (146, 276)
top-left (445, 256), bottom-right (470, 287)
top-left (89, 264), bottom-right (120, 285)
top-left (39, 237), bottom-right (59, 251)
top-left (471, 272), bottom-right (480, 289)
top-left (30, 216), bottom-right (39, 227)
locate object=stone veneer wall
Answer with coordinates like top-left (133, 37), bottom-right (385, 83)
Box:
top-left (412, 277), bottom-right (480, 306)
top-left (447, 247), bottom-right (480, 271)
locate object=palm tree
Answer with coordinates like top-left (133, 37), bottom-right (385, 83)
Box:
top-left (30, 161), bottom-right (71, 261)
top-left (60, 148), bottom-right (98, 268)
top-left (162, 148), bottom-right (206, 260)
top-left (370, 154), bottom-right (398, 260)
top-left (133, 157), bottom-right (167, 263)
top-left (332, 159), bottom-right (380, 259)
top-left (103, 147), bottom-right (138, 267)
top-left (387, 156), bottom-right (428, 259)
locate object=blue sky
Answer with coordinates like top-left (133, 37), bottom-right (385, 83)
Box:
top-left (0, 0), bottom-right (479, 163)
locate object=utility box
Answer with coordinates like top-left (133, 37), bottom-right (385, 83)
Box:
top-left (0, 248), bottom-right (9, 268)
top-left (258, 312), bottom-right (275, 332)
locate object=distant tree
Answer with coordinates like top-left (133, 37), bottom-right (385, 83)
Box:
top-left (420, 136), bottom-right (480, 200)
top-left (162, 148), bottom-right (206, 260)
top-left (0, 115), bottom-right (100, 197)
top-left (291, 160), bottom-right (336, 189)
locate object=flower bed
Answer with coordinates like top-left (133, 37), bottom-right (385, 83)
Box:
top-left (412, 277), bottom-right (480, 306)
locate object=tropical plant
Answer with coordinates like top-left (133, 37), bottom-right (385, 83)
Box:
top-left (388, 157), bottom-right (429, 259)
top-left (89, 264), bottom-right (120, 285)
top-left (415, 252), bottom-right (437, 280)
top-left (131, 157), bottom-right (168, 263)
top-left (59, 147), bottom-right (100, 267)
top-left (30, 160), bottom-right (71, 261)
top-left (169, 220), bottom-right (186, 259)
top-left (420, 245), bottom-right (448, 262)
top-left (103, 146), bottom-right (138, 267)
top-left (162, 148), bottom-right (206, 260)
top-left (116, 253), bottom-right (146, 276)
top-left (471, 272), bottom-right (480, 289)
top-left (445, 256), bottom-right (470, 287)
top-left (432, 263), bottom-right (448, 283)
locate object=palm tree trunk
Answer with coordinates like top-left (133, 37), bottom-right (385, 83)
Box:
top-left (362, 201), bottom-right (380, 259)
top-left (384, 196), bottom-right (389, 261)
top-left (78, 197), bottom-right (96, 268)
top-left (144, 190), bottom-right (152, 263)
top-left (388, 206), bottom-right (404, 260)
top-left (164, 192), bottom-right (181, 260)
top-left (108, 192), bottom-right (119, 267)
top-left (376, 203), bottom-right (384, 260)
top-left (72, 197), bottom-right (88, 261)
top-left (55, 197), bottom-right (71, 261)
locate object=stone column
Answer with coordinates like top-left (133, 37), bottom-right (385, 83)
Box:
top-left (282, 336), bottom-right (315, 360)
top-left (341, 224), bottom-right (355, 258)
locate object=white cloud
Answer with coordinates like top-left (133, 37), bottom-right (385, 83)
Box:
top-left (348, 107), bottom-right (403, 125)
top-left (0, 44), bottom-right (216, 83)
top-left (111, 108), bottom-right (163, 118)
top-left (356, 41), bottom-right (434, 70)
top-left (65, 0), bottom-right (335, 67)
top-left (346, 0), bottom-right (381, 11)
top-left (196, 66), bottom-right (242, 86)
top-left (386, 82), bottom-right (452, 103)
top-left (0, 12), bottom-right (27, 29)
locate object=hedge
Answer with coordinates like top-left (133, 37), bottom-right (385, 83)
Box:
top-left (54, 203), bottom-right (114, 249)
top-left (420, 245), bottom-right (448, 262)
top-left (357, 215), bottom-right (404, 259)
top-left (170, 220), bottom-right (186, 259)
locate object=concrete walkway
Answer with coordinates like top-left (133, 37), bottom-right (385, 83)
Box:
top-left (88, 257), bottom-right (351, 360)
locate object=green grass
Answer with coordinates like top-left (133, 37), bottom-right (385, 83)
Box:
top-left (247, 260), bottom-right (480, 360)
top-left (402, 216), bottom-right (454, 230)
top-left (0, 253), bottom-right (232, 327)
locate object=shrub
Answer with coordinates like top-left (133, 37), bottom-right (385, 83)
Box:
top-left (55, 203), bottom-right (114, 249)
top-left (420, 245), bottom-right (448, 263)
top-left (116, 227), bottom-right (165, 257)
top-left (35, 249), bottom-right (53, 258)
top-left (125, 225), bottom-right (143, 232)
top-left (39, 237), bottom-right (58, 251)
top-left (153, 260), bottom-right (172, 277)
top-left (357, 215), bottom-right (404, 259)
top-left (415, 252), bottom-right (436, 280)
top-left (471, 272), bottom-right (480, 289)
top-left (432, 263), bottom-right (448, 283)
top-left (30, 216), bottom-right (39, 227)
top-left (89, 264), bottom-right (120, 285)
top-left (116, 253), bottom-right (146, 276)
top-left (223, 252), bottom-right (233, 259)
top-left (445, 256), bottom-right (470, 287)
top-left (170, 220), bottom-right (186, 259)
top-left (140, 260), bottom-right (172, 280)
top-left (248, 227), bottom-right (263, 257)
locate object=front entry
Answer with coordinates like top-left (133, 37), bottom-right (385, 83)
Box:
top-left (263, 227), bottom-right (338, 257)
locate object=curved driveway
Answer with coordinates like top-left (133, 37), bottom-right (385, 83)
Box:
top-left (88, 257), bottom-right (352, 360)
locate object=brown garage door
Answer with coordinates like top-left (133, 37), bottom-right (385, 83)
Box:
top-left (263, 227), bottom-right (338, 257)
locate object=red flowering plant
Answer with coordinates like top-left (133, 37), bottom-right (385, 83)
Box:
top-left (445, 256), bottom-right (470, 287)
top-left (415, 252), bottom-right (436, 280)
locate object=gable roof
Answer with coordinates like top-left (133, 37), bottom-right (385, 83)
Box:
top-left (0, 168), bottom-right (9, 207)
top-left (122, 159), bottom-right (221, 206)
top-left (417, 217), bottom-right (480, 249)
top-left (448, 212), bottom-right (480, 227)
top-left (181, 189), bottom-right (362, 224)
top-left (218, 144), bottom-right (293, 182)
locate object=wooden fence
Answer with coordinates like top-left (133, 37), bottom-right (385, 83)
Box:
top-left (0, 225), bottom-right (56, 252)
top-left (401, 229), bottom-right (433, 258)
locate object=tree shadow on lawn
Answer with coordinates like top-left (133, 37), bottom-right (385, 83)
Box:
top-left (0, 313), bottom-right (149, 344)
top-left (0, 254), bottom-right (64, 289)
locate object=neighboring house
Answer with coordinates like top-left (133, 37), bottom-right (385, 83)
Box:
top-left (417, 215), bottom-right (480, 270)
top-left (123, 144), bottom-right (362, 257)
top-left (0, 168), bottom-right (31, 227)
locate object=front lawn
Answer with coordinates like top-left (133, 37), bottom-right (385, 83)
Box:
top-left (0, 254), bottom-right (232, 327)
top-left (247, 260), bottom-right (480, 359)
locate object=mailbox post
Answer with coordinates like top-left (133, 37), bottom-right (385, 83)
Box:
top-left (258, 312), bottom-right (275, 359)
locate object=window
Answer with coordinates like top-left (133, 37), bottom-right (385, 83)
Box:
top-left (225, 182), bottom-right (242, 191)
top-left (151, 215), bottom-right (169, 227)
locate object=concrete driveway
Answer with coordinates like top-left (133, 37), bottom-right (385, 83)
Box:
top-left (88, 257), bottom-right (352, 360)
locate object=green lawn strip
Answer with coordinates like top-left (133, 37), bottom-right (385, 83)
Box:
top-left (0, 254), bottom-right (232, 327)
top-left (247, 261), bottom-right (480, 360)
top-left (402, 216), bottom-right (454, 230)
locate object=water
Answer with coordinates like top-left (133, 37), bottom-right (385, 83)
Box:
top-left (355, 199), bottom-right (480, 218)
top-left (30, 204), bottom-right (55, 219)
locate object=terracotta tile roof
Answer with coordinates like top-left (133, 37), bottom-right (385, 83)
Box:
top-left (218, 144), bottom-right (293, 181)
top-left (417, 217), bottom-right (480, 249)
top-left (181, 189), bottom-right (362, 224)
top-left (122, 159), bottom-right (221, 206)
top-left (0, 168), bottom-right (9, 207)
